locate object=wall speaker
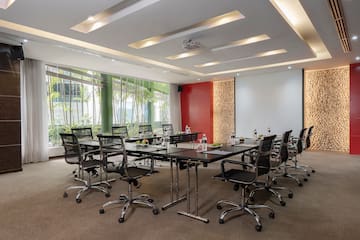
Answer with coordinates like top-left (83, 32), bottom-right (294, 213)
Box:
top-left (0, 43), bottom-right (24, 60)
top-left (11, 45), bottom-right (24, 60)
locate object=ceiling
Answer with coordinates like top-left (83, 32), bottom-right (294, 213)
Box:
top-left (0, 0), bottom-right (359, 84)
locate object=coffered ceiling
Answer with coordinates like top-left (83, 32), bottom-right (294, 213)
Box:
top-left (0, 0), bottom-right (359, 83)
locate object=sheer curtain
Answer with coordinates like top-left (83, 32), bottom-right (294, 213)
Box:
top-left (170, 84), bottom-right (182, 132)
top-left (21, 58), bottom-right (49, 163)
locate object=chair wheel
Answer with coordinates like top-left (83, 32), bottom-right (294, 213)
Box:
top-left (99, 209), bottom-right (105, 214)
top-left (118, 217), bottom-right (125, 223)
top-left (255, 224), bottom-right (262, 232)
top-left (219, 218), bottom-right (225, 224)
top-left (152, 208), bottom-right (159, 215)
top-left (269, 212), bottom-right (275, 219)
top-left (233, 184), bottom-right (239, 191)
top-left (304, 178), bottom-right (308, 182)
top-left (74, 174), bottom-right (78, 178)
top-left (133, 179), bottom-right (139, 187)
top-left (216, 205), bottom-right (222, 210)
top-left (280, 201), bottom-right (286, 207)
top-left (148, 198), bottom-right (154, 203)
top-left (76, 198), bottom-right (82, 203)
top-left (63, 192), bottom-right (68, 198)
top-left (249, 196), bottom-right (255, 202)
top-left (312, 170), bottom-right (316, 173)
top-left (273, 180), bottom-right (278, 185)
top-left (107, 185), bottom-right (112, 189)
top-left (105, 193), bottom-right (111, 198)
top-left (307, 173), bottom-right (310, 177)
top-left (298, 182), bottom-right (303, 187)
top-left (288, 193), bottom-right (294, 199)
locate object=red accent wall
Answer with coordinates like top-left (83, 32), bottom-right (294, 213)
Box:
top-left (181, 82), bottom-right (213, 143)
top-left (350, 63), bottom-right (360, 154)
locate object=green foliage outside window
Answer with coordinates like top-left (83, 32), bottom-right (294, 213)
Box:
top-left (47, 65), bottom-right (170, 146)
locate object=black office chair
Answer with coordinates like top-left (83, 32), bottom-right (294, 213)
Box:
top-left (214, 135), bottom-right (276, 232)
top-left (97, 134), bottom-right (159, 223)
top-left (288, 128), bottom-right (313, 176)
top-left (138, 124), bottom-right (153, 136)
top-left (248, 132), bottom-right (294, 206)
top-left (112, 125), bottom-right (129, 138)
top-left (305, 126), bottom-right (314, 150)
top-left (60, 133), bottom-right (110, 203)
top-left (272, 130), bottom-right (307, 187)
top-left (162, 123), bottom-right (174, 136)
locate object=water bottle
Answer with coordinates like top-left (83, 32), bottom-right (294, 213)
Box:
top-left (201, 134), bottom-right (207, 151)
top-left (230, 132), bottom-right (236, 146)
top-left (165, 135), bottom-right (170, 149)
top-left (185, 125), bottom-right (191, 134)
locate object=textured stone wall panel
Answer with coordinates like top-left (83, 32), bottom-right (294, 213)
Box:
top-left (304, 67), bottom-right (349, 152)
top-left (213, 79), bottom-right (235, 143)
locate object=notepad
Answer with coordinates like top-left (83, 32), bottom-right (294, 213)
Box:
top-left (203, 150), bottom-right (232, 155)
top-left (236, 144), bottom-right (257, 147)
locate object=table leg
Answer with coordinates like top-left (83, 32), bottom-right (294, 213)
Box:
top-left (162, 157), bottom-right (186, 210)
top-left (177, 160), bottom-right (209, 223)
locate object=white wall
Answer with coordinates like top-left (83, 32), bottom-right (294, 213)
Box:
top-left (235, 69), bottom-right (303, 138)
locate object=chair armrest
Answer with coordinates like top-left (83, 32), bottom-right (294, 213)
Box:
top-left (82, 149), bottom-right (100, 160)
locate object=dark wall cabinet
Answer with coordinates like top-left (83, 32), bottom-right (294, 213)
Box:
top-left (0, 50), bottom-right (22, 173)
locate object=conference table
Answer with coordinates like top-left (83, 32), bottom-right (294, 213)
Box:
top-left (79, 137), bottom-right (258, 223)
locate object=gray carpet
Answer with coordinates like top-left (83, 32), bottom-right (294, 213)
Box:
top-left (0, 151), bottom-right (359, 240)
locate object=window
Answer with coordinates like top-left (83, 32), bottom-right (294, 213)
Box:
top-left (112, 76), bottom-right (170, 136)
top-left (46, 65), bottom-right (170, 146)
top-left (46, 65), bottom-right (102, 146)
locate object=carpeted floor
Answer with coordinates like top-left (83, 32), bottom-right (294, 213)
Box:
top-left (0, 151), bottom-right (359, 240)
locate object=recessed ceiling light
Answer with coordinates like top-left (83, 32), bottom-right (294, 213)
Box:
top-left (352, 35), bottom-right (358, 41)
top-left (288, 66), bottom-right (292, 69)
top-left (195, 61), bottom-right (221, 68)
top-left (356, 56), bottom-right (360, 61)
top-left (270, 0), bottom-right (330, 59)
top-left (111, 59), bottom-right (116, 62)
top-left (236, 73), bottom-right (240, 76)
top-left (166, 50), bottom-right (202, 60)
top-left (195, 49), bottom-right (287, 68)
top-left (197, 78), bottom-right (201, 81)
top-left (212, 34), bottom-right (271, 52)
top-left (22, 39), bottom-right (28, 43)
top-left (72, 0), bottom-right (161, 33)
top-left (87, 16), bottom-right (95, 22)
top-left (0, 0), bottom-right (16, 9)
top-left (129, 10), bottom-right (245, 49)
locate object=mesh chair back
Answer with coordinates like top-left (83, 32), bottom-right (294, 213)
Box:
top-left (139, 124), bottom-right (153, 135)
top-left (162, 123), bottom-right (174, 136)
top-left (60, 133), bottom-right (81, 164)
top-left (279, 130), bottom-right (292, 163)
top-left (112, 126), bottom-right (129, 138)
top-left (306, 126), bottom-right (314, 149)
top-left (71, 127), bottom-right (93, 142)
top-left (256, 135), bottom-right (276, 176)
top-left (297, 128), bottom-right (307, 154)
top-left (97, 134), bottom-right (127, 170)
top-left (170, 133), bottom-right (197, 144)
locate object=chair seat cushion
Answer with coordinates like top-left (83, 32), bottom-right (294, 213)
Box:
top-left (126, 167), bottom-right (152, 178)
top-left (214, 169), bottom-right (256, 184)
